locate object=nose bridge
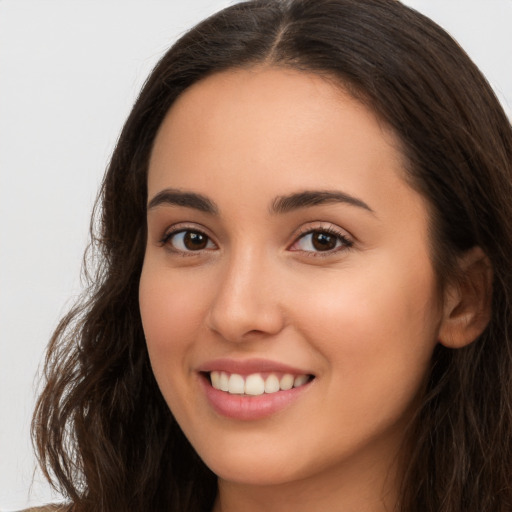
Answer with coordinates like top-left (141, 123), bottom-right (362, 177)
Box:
top-left (207, 243), bottom-right (284, 342)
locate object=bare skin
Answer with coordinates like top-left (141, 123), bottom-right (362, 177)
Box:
top-left (139, 67), bottom-right (490, 512)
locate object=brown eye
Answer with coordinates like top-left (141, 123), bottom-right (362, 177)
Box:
top-left (311, 232), bottom-right (338, 251)
top-left (290, 228), bottom-right (353, 254)
top-left (183, 231), bottom-right (208, 250)
top-left (165, 230), bottom-right (216, 252)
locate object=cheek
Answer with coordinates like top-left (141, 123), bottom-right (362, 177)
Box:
top-left (138, 262), bottom-right (214, 427)
top-left (139, 264), bottom-right (205, 371)
top-left (290, 251), bottom-right (440, 402)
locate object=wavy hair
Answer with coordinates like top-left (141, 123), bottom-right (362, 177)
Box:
top-left (33, 1), bottom-right (512, 511)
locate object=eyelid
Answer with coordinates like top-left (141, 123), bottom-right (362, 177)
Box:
top-left (157, 221), bottom-right (353, 256)
top-left (159, 223), bottom-right (218, 253)
top-left (288, 223), bottom-right (354, 255)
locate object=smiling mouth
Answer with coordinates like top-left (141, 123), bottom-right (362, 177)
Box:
top-left (206, 371), bottom-right (314, 396)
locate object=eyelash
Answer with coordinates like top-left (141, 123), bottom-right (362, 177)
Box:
top-left (159, 224), bottom-right (353, 256)
top-left (160, 225), bottom-right (217, 255)
top-left (289, 225), bottom-right (353, 257)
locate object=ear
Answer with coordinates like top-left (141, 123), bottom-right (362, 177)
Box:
top-left (438, 246), bottom-right (493, 349)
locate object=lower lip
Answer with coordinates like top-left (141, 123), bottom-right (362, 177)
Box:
top-left (200, 374), bottom-right (312, 421)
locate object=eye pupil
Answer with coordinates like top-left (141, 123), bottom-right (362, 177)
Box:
top-left (312, 232), bottom-right (337, 251)
top-left (184, 231), bottom-right (208, 250)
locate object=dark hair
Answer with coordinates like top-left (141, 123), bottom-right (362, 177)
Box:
top-left (33, 1), bottom-right (512, 511)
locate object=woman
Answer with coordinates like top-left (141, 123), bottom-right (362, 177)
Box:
top-left (32, 0), bottom-right (512, 511)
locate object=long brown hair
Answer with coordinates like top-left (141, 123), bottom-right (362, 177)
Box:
top-left (33, 1), bottom-right (512, 511)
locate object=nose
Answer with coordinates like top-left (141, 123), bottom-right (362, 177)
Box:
top-left (206, 248), bottom-right (286, 343)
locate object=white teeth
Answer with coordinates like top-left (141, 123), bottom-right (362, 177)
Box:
top-left (209, 371), bottom-right (310, 395)
top-left (294, 375), bottom-right (309, 388)
top-left (279, 374), bottom-right (294, 391)
top-left (245, 374), bottom-right (265, 396)
top-left (211, 370), bottom-right (221, 389)
top-left (264, 374), bottom-right (280, 394)
top-left (228, 373), bottom-right (245, 394)
top-left (219, 371), bottom-right (229, 391)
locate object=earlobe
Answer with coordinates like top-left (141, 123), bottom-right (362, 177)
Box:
top-left (438, 246), bottom-right (493, 349)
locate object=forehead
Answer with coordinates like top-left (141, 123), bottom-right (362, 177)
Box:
top-left (151, 66), bottom-right (398, 158)
top-left (148, 66), bottom-right (424, 224)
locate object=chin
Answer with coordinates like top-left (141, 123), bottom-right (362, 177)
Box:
top-left (212, 462), bottom-right (301, 487)
top-left (198, 444), bottom-right (304, 486)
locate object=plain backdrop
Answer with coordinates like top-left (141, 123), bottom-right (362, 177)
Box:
top-left (1, 1), bottom-right (511, 510)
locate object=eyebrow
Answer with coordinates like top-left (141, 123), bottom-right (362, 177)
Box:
top-left (270, 190), bottom-right (374, 215)
top-left (147, 188), bottom-right (374, 216)
top-left (147, 188), bottom-right (219, 214)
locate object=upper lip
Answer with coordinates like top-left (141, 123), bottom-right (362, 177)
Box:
top-left (196, 358), bottom-right (312, 376)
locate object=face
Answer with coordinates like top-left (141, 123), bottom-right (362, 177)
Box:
top-left (139, 67), bottom-right (443, 494)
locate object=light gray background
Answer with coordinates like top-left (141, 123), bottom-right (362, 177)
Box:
top-left (1, 1), bottom-right (511, 510)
